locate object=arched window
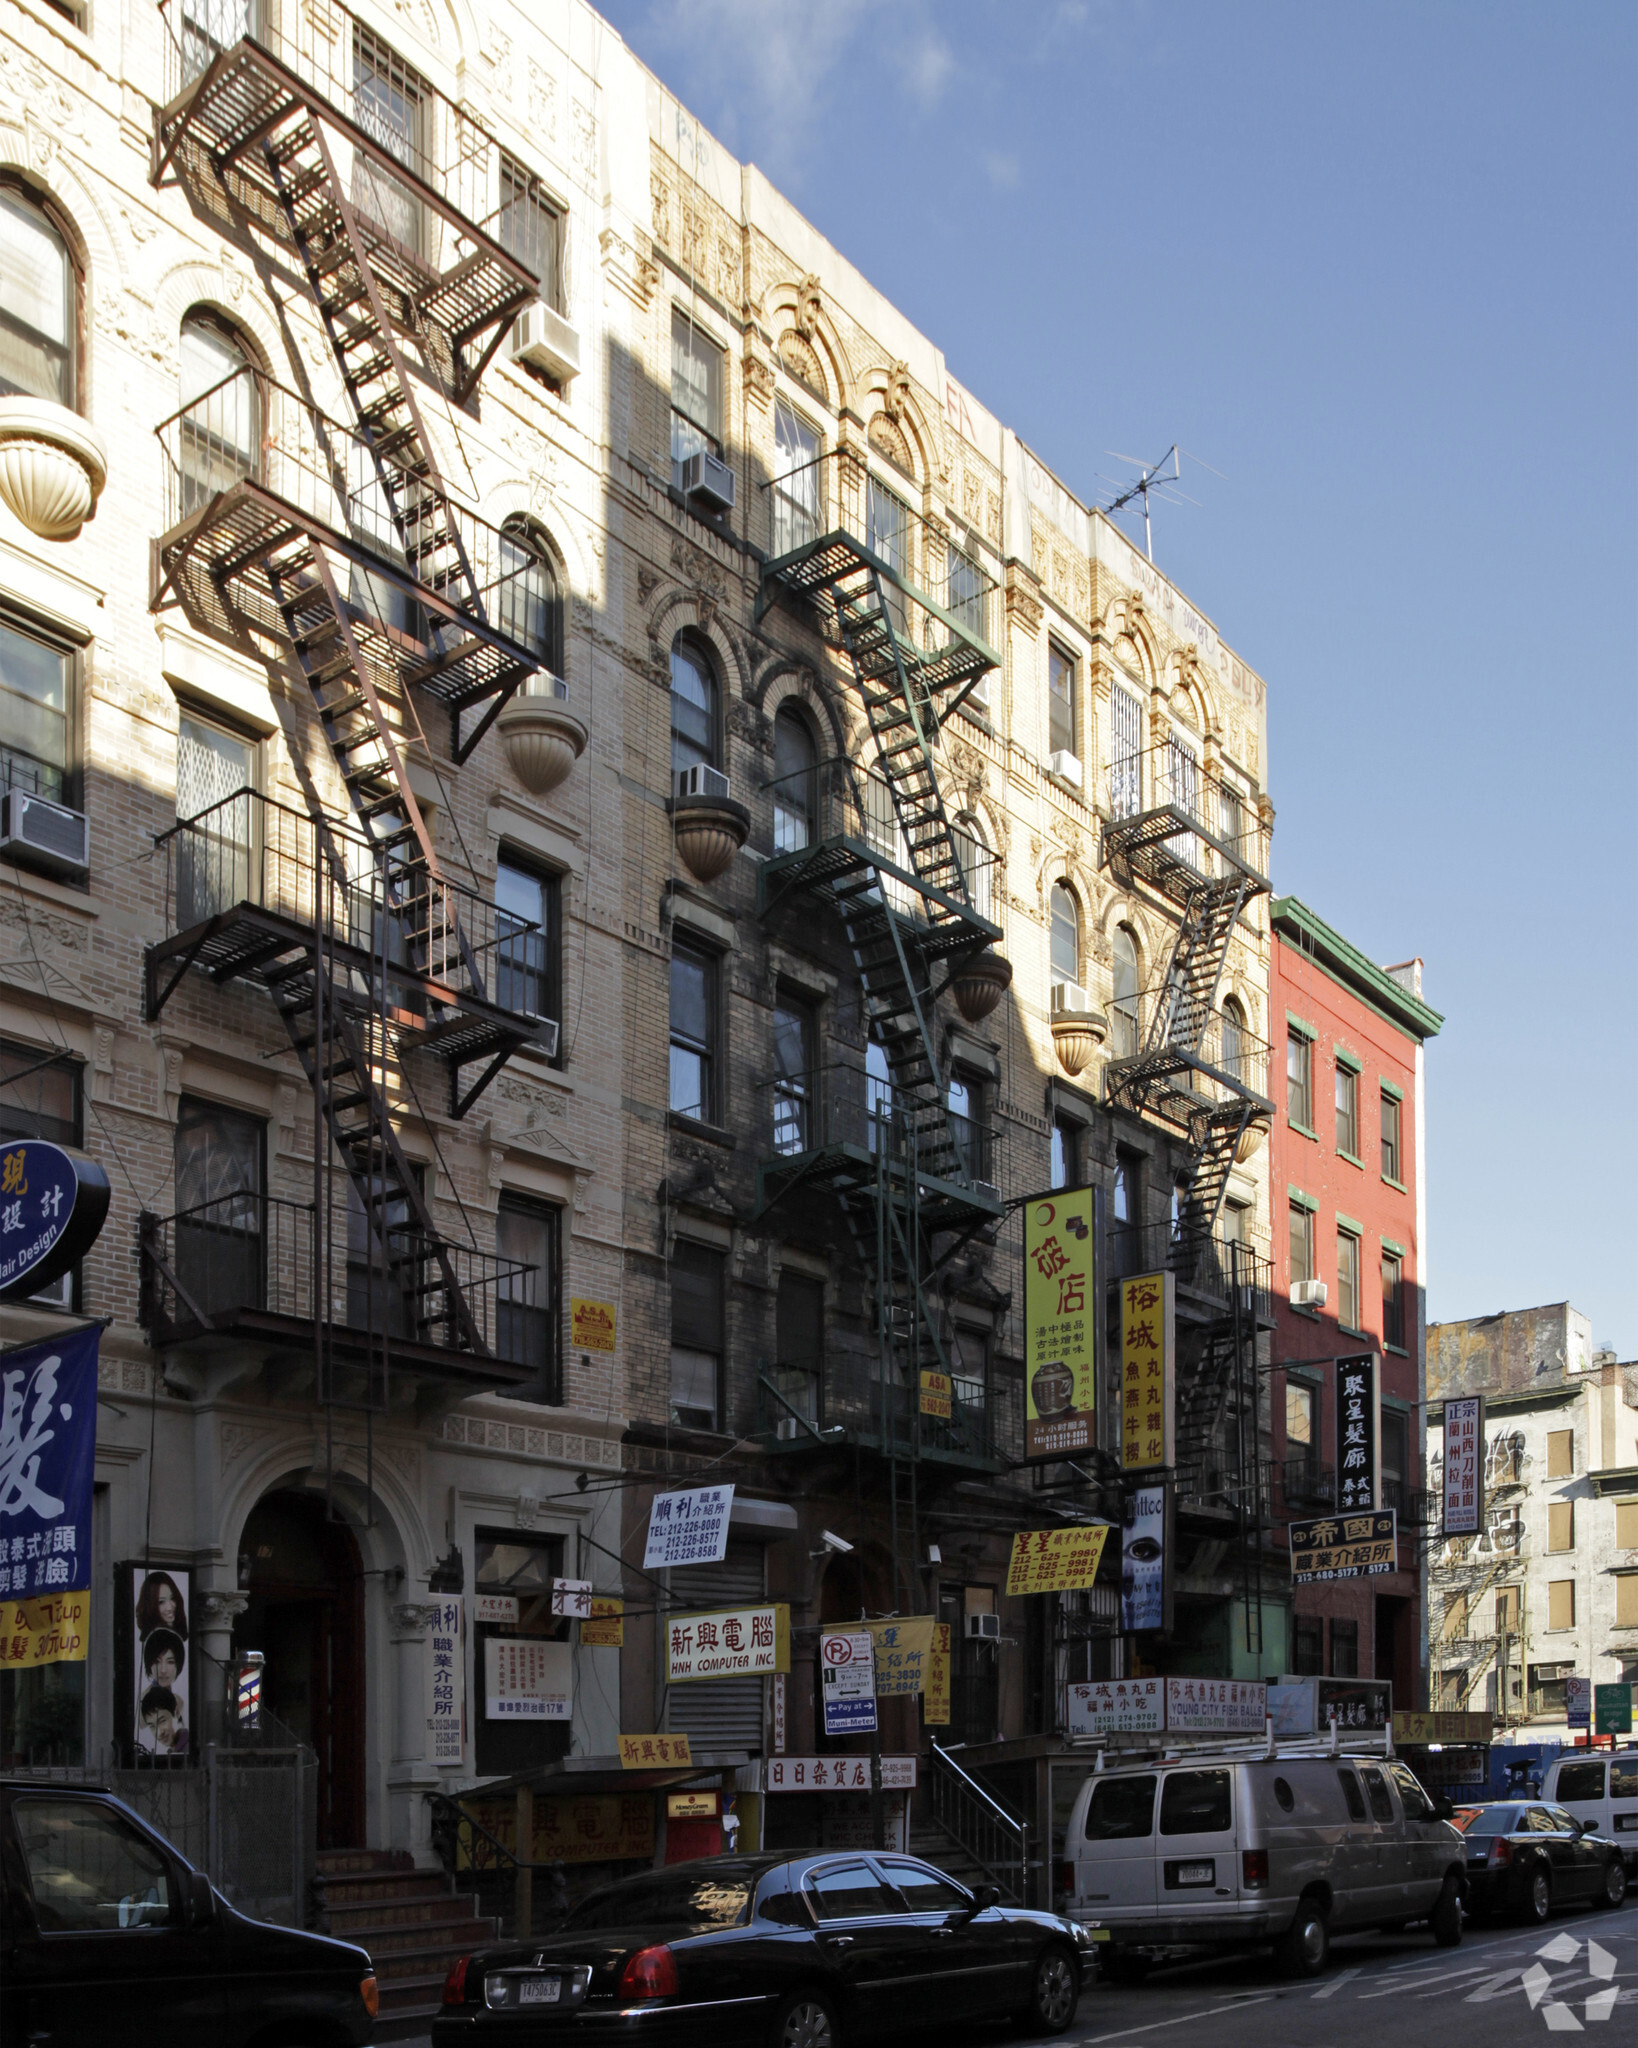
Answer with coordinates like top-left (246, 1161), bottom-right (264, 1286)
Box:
top-left (179, 313), bottom-right (258, 518)
top-left (669, 636), bottom-right (717, 779)
top-left (1111, 924), bottom-right (1139, 1058)
top-left (498, 520), bottom-right (563, 676)
top-left (1050, 882), bottom-right (1079, 985)
top-left (0, 185), bottom-right (77, 409)
top-left (1221, 996), bottom-right (1246, 1086)
top-left (772, 704), bottom-right (816, 853)
top-left (954, 813), bottom-right (991, 922)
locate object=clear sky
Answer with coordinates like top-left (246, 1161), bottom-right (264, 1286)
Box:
top-left (598, 0), bottom-right (1638, 1355)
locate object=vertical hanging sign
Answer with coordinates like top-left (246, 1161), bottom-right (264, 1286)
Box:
top-left (1442, 1395), bottom-right (1484, 1537)
top-left (1119, 1270), bottom-right (1175, 1471)
top-left (1023, 1188), bottom-right (1096, 1459)
top-left (0, 1327), bottom-right (97, 1675)
top-left (426, 1595), bottom-right (464, 1765)
top-left (1336, 1353), bottom-right (1380, 1512)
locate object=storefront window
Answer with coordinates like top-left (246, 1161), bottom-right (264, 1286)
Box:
top-left (473, 1528), bottom-right (568, 1777)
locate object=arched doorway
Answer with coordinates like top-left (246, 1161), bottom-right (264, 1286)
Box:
top-left (235, 1489), bottom-right (366, 1848)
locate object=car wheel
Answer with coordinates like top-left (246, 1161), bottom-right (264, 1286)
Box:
top-left (1600, 1859), bottom-right (1628, 1910)
top-left (1021, 1946), bottom-right (1079, 2035)
top-left (1522, 1869), bottom-right (1552, 1925)
top-left (1430, 1877), bottom-right (1463, 1948)
top-left (773, 1991), bottom-right (837, 2048)
top-left (1278, 1897), bottom-right (1330, 1979)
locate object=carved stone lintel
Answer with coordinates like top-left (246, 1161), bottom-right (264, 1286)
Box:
top-left (743, 349), bottom-right (776, 410)
top-left (600, 224), bottom-right (659, 310)
top-left (1004, 565), bottom-right (1043, 637)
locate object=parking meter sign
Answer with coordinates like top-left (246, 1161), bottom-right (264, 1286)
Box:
top-left (820, 1630), bottom-right (877, 1736)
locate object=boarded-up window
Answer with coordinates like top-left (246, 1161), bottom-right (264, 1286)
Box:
top-left (1548, 1502), bottom-right (1575, 1553)
top-left (1617, 1575), bottom-right (1638, 1629)
top-left (1546, 1429), bottom-right (1574, 1478)
top-left (1616, 1499), bottom-right (1638, 1550)
top-left (1441, 1592), bottom-right (1467, 1641)
top-left (1496, 1585), bottom-right (1521, 1635)
top-left (1548, 1579), bottom-right (1575, 1631)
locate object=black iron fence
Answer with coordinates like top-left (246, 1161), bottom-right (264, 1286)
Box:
top-left (1106, 740), bottom-right (1269, 880)
top-left (758, 1058), bottom-right (1002, 1194)
top-left (1106, 1218), bottom-right (1274, 1320)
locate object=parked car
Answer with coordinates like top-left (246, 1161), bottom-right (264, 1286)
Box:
top-left (1060, 1751), bottom-right (1466, 1978)
top-left (1460, 1802), bottom-right (1628, 1923)
top-left (1540, 1751), bottom-right (1638, 1873)
top-left (432, 1853), bottom-right (1093, 2047)
top-left (0, 1779), bottom-right (377, 2048)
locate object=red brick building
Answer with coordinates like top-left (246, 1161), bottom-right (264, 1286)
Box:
top-left (1269, 898), bottom-right (1442, 1711)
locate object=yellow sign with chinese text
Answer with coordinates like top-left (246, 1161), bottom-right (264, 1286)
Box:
top-left (1006, 1524), bottom-right (1111, 1596)
top-left (617, 1732), bottom-right (693, 1768)
top-left (863, 1616), bottom-right (936, 1695)
top-left (570, 1298), bottom-right (618, 1352)
top-left (919, 1370), bottom-right (952, 1419)
top-left (463, 1794), bottom-right (655, 1867)
top-left (1119, 1269), bottom-right (1175, 1472)
top-left (1023, 1189), bottom-right (1096, 1459)
top-left (581, 1597), bottom-right (624, 1647)
top-left (923, 1622), bottom-right (951, 1726)
top-left (0, 1592), bottom-right (89, 1670)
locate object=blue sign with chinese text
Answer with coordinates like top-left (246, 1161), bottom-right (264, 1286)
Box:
top-left (0, 1138), bottom-right (110, 1300)
top-left (0, 1325), bottom-right (98, 1600)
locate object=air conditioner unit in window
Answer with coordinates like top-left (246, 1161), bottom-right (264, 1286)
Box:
top-left (1048, 749), bottom-right (1083, 789)
top-left (674, 764), bottom-right (732, 804)
top-left (679, 449), bottom-right (735, 515)
top-left (1290, 1279), bottom-right (1328, 1308)
top-left (965, 1612), bottom-right (1001, 1642)
top-left (1, 789), bottom-right (89, 877)
top-left (1050, 980), bottom-right (1092, 1019)
top-left (508, 300), bottom-right (580, 384)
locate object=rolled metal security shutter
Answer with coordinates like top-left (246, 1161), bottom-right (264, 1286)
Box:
top-left (665, 1540), bottom-right (766, 1751)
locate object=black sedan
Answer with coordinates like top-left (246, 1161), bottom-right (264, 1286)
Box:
top-left (432, 1853), bottom-right (1092, 2048)
top-left (1460, 1801), bottom-right (1628, 1923)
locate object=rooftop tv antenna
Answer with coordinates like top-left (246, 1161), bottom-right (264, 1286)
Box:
top-left (1101, 445), bottom-right (1205, 562)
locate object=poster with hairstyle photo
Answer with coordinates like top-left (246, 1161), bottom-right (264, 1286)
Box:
top-left (132, 1567), bottom-right (191, 1759)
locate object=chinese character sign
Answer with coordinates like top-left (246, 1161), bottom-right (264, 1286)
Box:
top-left (1442, 1395), bottom-right (1483, 1537)
top-left (1067, 1677), bottom-right (1163, 1735)
top-left (919, 1371), bottom-right (952, 1421)
top-left (644, 1485), bottom-right (734, 1569)
top-left (667, 1604), bottom-right (789, 1682)
top-left (0, 1140), bottom-right (109, 1302)
top-left (0, 1589), bottom-right (88, 1676)
top-left (1288, 1511), bottom-right (1397, 1583)
top-left (617, 1732), bottom-right (693, 1768)
top-left (484, 1637), bottom-right (572, 1719)
top-left (1335, 1352), bottom-right (1380, 1512)
top-left (923, 1623), bottom-right (951, 1727)
top-left (465, 1794), bottom-right (654, 1867)
top-left (1121, 1484), bottom-right (1168, 1632)
top-left (426, 1596), bottom-right (464, 1765)
top-left (862, 1616), bottom-right (935, 1695)
top-left (581, 1598), bottom-right (624, 1647)
top-left (0, 1327), bottom-right (97, 1608)
top-left (569, 1299), bottom-right (617, 1353)
top-left (1164, 1677), bottom-right (1267, 1734)
top-left (1005, 1524), bottom-right (1111, 1595)
top-left (1119, 1271), bottom-right (1175, 1472)
top-left (765, 1755), bottom-right (918, 1792)
top-left (132, 1566), bottom-right (191, 1757)
top-left (1023, 1190), bottom-right (1096, 1459)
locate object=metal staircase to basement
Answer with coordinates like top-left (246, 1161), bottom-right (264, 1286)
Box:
top-left (754, 494), bottom-right (1009, 1596)
top-left (145, 1), bottom-right (555, 1382)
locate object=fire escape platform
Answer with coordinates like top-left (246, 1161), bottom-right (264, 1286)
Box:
top-left (758, 835), bottom-right (1002, 957)
top-left (1101, 810), bottom-right (1268, 899)
top-left (150, 1297), bottom-right (537, 1394)
top-left (153, 482), bottom-right (537, 713)
top-left (753, 1140), bottom-right (1002, 1235)
top-left (1104, 1046), bottom-right (1275, 1129)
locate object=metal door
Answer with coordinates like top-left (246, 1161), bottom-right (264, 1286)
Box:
top-left (1156, 1767), bottom-right (1238, 1929)
top-left (1074, 1773), bottom-right (1158, 1922)
top-left (1358, 1764), bottom-right (1409, 1915)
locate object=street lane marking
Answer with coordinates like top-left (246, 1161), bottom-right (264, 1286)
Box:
top-left (1586, 1985), bottom-right (1619, 2021)
top-left (1542, 2006), bottom-right (1584, 2033)
top-left (1312, 1966), bottom-right (1359, 1998)
top-left (1540, 1934), bottom-right (1582, 1963)
top-left (1356, 1963), bottom-right (1492, 1998)
top-left (1079, 1996), bottom-right (1274, 2044)
top-left (1588, 1942), bottom-right (1617, 1982)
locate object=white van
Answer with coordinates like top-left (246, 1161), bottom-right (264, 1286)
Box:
top-left (1061, 1749), bottom-right (1466, 1978)
top-left (1541, 1751), bottom-right (1638, 1872)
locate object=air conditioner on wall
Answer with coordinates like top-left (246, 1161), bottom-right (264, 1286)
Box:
top-left (1048, 750), bottom-right (1083, 789)
top-left (674, 764), bottom-right (731, 804)
top-left (508, 300), bottom-right (581, 385)
top-left (1050, 980), bottom-right (1092, 1019)
top-left (965, 1612), bottom-right (1001, 1642)
top-left (1290, 1279), bottom-right (1328, 1308)
top-left (0, 789), bottom-right (89, 877)
top-left (679, 450), bottom-right (735, 515)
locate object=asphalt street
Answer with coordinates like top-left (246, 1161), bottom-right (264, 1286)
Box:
top-left (386, 1898), bottom-right (1638, 2048)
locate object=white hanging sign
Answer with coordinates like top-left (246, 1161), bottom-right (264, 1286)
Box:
top-left (644, 1485), bottom-right (735, 1569)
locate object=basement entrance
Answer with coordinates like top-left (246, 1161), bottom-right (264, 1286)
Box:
top-left (237, 1488), bottom-right (366, 1849)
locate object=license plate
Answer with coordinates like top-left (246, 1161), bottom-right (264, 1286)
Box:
top-left (520, 1978), bottom-right (562, 2005)
top-left (1177, 1863), bottom-right (1213, 1885)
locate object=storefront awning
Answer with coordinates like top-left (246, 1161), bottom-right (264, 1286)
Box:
top-left (470, 1752), bottom-right (751, 1800)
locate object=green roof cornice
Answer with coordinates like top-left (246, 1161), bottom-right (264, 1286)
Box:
top-left (1271, 897), bottom-right (1444, 1040)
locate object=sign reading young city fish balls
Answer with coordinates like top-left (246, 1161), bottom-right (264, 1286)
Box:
top-left (1023, 1189), bottom-right (1097, 1459)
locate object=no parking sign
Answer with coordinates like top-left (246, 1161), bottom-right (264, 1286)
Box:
top-left (820, 1629), bottom-right (876, 1736)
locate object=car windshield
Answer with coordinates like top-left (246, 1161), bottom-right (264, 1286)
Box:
top-left (565, 1873), bottom-right (752, 1930)
top-left (1460, 1807), bottom-right (1520, 1837)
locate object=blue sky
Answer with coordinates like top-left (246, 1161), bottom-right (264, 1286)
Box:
top-left (599, 0), bottom-right (1638, 1354)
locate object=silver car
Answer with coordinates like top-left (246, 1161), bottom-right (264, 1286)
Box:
top-left (1062, 1751), bottom-right (1467, 1978)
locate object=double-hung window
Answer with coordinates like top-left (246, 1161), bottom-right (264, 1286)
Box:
top-left (174, 1096), bottom-right (264, 1319)
top-left (669, 942), bottom-right (716, 1122)
top-left (498, 157), bottom-right (563, 312)
top-left (670, 1241), bottom-right (724, 1432)
top-left (1289, 1202), bottom-right (1315, 1289)
top-left (1048, 642), bottom-right (1076, 759)
top-left (1337, 1228), bottom-right (1361, 1330)
top-left (1109, 684), bottom-right (1143, 820)
top-left (1381, 1249), bottom-right (1405, 1348)
top-left (671, 310), bottom-right (724, 488)
top-left (497, 1195), bottom-right (560, 1400)
top-left (352, 27), bottom-right (424, 254)
top-left (1380, 1090), bottom-right (1402, 1181)
top-left (1287, 1029), bottom-right (1313, 1129)
top-left (865, 476), bottom-right (910, 634)
top-left (771, 398), bottom-right (819, 555)
top-left (772, 996), bottom-right (814, 1155)
top-left (1, 615), bottom-right (73, 807)
top-left (1335, 1060), bottom-right (1358, 1156)
top-left (175, 713), bottom-right (256, 927)
top-left (495, 857), bottom-right (560, 1043)
top-left (0, 187), bottom-right (75, 408)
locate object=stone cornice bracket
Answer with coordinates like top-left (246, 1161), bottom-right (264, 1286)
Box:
top-left (389, 1603), bottom-right (443, 1636)
top-left (1004, 562), bottom-right (1043, 637)
top-left (795, 274), bottom-right (823, 339)
top-left (601, 219), bottom-right (659, 310)
top-left (742, 333), bottom-right (776, 411)
top-left (153, 1033), bottom-right (188, 1127)
top-left (198, 1592), bottom-right (249, 1627)
top-left (883, 359), bottom-right (912, 423)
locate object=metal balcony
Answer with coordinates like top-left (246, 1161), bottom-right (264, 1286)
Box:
top-left (754, 1352), bottom-right (1014, 1473)
top-left (1105, 988), bottom-right (1275, 1134)
top-left (1107, 1219), bottom-right (1276, 1327)
top-left (1103, 742), bottom-right (1269, 903)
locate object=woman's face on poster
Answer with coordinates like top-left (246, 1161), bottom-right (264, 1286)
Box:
top-left (149, 1647), bottom-right (179, 1689)
top-left (154, 1583), bottom-right (179, 1627)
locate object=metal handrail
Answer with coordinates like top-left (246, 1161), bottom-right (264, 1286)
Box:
top-left (928, 1741), bottom-right (1029, 1903)
top-left (1105, 741), bottom-right (1268, 880)
top-left (930, 1741), bottom-right (1027, 1832)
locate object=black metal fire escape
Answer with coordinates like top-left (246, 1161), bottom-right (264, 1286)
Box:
top-left (754, 493), bottom-right (1006, 1607)
top-left (142, 7), bottom-right (551, 1389)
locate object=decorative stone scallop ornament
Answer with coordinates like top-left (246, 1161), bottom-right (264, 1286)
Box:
top-left (495, 674), bottom-right (587, 796)
top-left (669, 781), bottom-right (750, 882)
top-left (950, 951), bottom-right (1013, 1024)
top-left (1234, 1113), bottom-right (1271, 1164)
top-left (1051, 1004), bottom-right (1108, 1078)
top-left (0, 397), bottom-right (108, 539)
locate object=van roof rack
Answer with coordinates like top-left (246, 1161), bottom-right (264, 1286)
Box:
top-left (1071, 1720), bottom-right (1396, 1766)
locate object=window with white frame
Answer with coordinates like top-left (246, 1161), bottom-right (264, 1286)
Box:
top-left (1109, 683), bottom-right (1143, 820)
top-left (771, 398), bottom-right (819, 555)
top-left (671, 309), bottom-right (724, 486)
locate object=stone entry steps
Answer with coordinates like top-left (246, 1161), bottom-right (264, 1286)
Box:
top-left (316, 1846), bottom-right (498, 2025)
